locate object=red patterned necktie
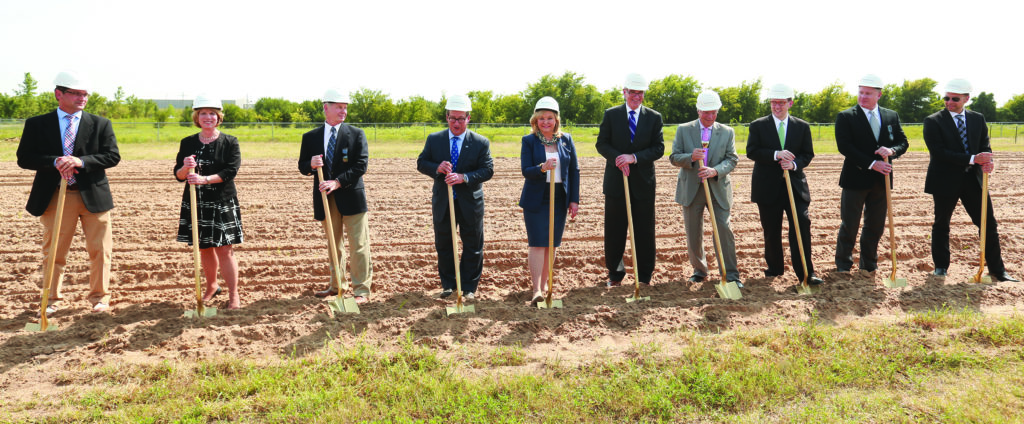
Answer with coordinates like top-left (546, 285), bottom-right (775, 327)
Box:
top-left (63, 114), bottom-right (77, 184)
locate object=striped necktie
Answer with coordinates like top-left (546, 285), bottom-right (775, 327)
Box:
top-left (628, 110), bottom-right (637, 142)
top-left (63, 114), bottom-right (77, 184)
top-left (955, 114), bottom-right (970, 153)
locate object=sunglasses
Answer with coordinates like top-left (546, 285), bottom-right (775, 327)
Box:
top-left (943, 96), bottom-right (962, 102)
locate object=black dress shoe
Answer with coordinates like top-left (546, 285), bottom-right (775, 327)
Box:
top-left (933, 268), bottom-right (948, 276)
top-left (439, 289), bottom-right (454, 298)
top-left (807, 275), bottom-right (824, 285)
top-left (606, 280), bottom-right (622, 287)
top-left (764, 269), bottom-right (784, 277)
top-left (992, 273), bottom-right (1020, 283)
top-left (729, 279), bottom-right (744, 289)
top-left (314, 287), bottom-right (338, 298)
top-left (688, 275), bottom-right (705, 283)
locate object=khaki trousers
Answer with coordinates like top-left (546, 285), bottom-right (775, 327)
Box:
top-left (40, 190), bottom-right (113, 306)
top-left (322, 196), bottom-right (372, 297)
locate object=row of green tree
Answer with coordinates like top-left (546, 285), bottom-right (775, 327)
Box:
top-left (4, 72), bottom-right (1024, 124)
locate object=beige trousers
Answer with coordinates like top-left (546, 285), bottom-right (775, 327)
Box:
top-left (322, 196), bottom-right (372, 297)
top-left (40, 190), bottom-right (113, 306)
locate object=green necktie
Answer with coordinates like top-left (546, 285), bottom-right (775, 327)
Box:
top-left (777, 119), bottom-right (786, 149)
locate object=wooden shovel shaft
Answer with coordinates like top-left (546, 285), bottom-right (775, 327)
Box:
top-left (622, 173), bottom-right (641, 298)
top-left (883, 157), bottom-right (898, 281)
top-left (546, 174), bottom-right (555, 306)
top-left (38, 178), bottom-right (68, 329)
top-left (702, 177), bottom-right (729, 282)
top-left (975, 172), bottom-right (989, 282)
top-left (447, 183), bottom-right (464, 308)
top-left (316, 167), bottom-right (345, 296)
top-left (783, 170), bottom-right (809, 286)
top-left (189, 169), bottom-right (204, 315)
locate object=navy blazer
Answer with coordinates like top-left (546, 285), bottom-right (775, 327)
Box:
top-left (835, 105), bottom-right (909, 190)
top-left (17, 110), bottom-right (121, 216)
top-left (595, 104), bottom-right (664, 200)
top-left (416, 129), bottom-right (494, 224)
top-left (298, 123), bottom-right (369, 219)
top-left (518, 133), bottom-right (581, 212)
top-left (922, 108), bottom-right (990, 194)
top-left (746, 115), bottom-right (814, 204)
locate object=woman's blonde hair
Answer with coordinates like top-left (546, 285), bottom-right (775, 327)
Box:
top-left (192, 108), bottom-right (225, 128)
top-left (529, 109), bottom-right (561, 138)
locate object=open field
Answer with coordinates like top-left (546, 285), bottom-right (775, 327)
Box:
top-left (1, 152), bottom-right (1023, 421)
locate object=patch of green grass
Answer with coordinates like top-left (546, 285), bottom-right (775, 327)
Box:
top-left (9, 311), bottom-right (1024, 422)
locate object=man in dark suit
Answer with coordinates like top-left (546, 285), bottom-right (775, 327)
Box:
top-left (747, 84), bottom-right (823, 285)
top-left (596, 73), bottom-right (665, 287)
top-left (922, 79), bottom-right (1017, 282)
top-left (416, 94), bottom-right (494, 299)
top-left (16, 71), bottom-right (120, 314)
top-left (298, 89), bottom-right (373, 303)
top-left (834, 74), bottom-right (909, 273)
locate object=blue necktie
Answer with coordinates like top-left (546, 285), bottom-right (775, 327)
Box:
top-left (450, 136), bottom-right (460, 169)
top-left (325, 126), bottom-right (337, 173)
top-left (955, 115), bottom-right (970, 153)
top-left (628, 110), bottom-right (637, 143)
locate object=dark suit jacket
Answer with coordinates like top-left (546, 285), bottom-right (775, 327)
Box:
top-left (922, 108), bottom-right (990, 194)
top-left (174, 133), bottom-right (242, 203)
top-left (595, 104), bottom-right (665, 200)
top-left (835, 105), bottom-right (909, 190)
top-left (416, 129), bottom-right (494, 224)
top-left (746, 115), bottom-right (814, 204)
top-left (298, 123), bottom-right (368, 219)
top-left (519, 132), bottom-right (581, 212)
top-left (17, 110), bottom-right (120, 216)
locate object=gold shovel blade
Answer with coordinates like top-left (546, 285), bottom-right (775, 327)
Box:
top-left (796, 283), bottom-right (821, 295)
top-left (968, 275), bottom-right (993, 284)
top-left (24, 322), bottom-right (59, 332)
top-left (184, 307), bottom-right (218, 318)
top-left (715, 282), bottom-right (743, 300)
top-left (625, 296), bottom-right (650, 303)
top-left (537, 299), bottom-right (564, 309)
top-left (883, 277), bottom-right (908, 288)
top-left (328, 298), bottom-right (360, 314)
top-left (445, 303), bottom-right (476, 316)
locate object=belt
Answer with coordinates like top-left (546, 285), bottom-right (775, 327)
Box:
top-left (66, 183), bottom-right (80, 191)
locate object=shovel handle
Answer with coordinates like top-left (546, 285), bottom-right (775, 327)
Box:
top-left (783, 170), bottom-right (809, 286)
top-left (189, 169), bottom-right (205, 315)
top-left (316, 167), bottom-right (346, 295)
top-left (547, 173), bottom-right (556, 306)
top-left (702, 177), bottom-right (728, 282)
top-left (975, 172), bottom-right (989, 282)
top-left (883, 157), bottom-right (899, 281)
top-left (622, 173), bottom-right (641, 293)
top-left (447, 183), bottom-right (463, 305)
top-left (38, 178), bottom-right (68, 329)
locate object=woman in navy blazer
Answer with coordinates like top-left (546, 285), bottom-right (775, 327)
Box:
top-left (519, 97), bottom-right (580, 304)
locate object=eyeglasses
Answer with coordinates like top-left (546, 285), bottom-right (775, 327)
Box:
top-left (943, 96), bottom-right (962, 102)
top-left (61, 89), bottom-right (89, 98)
top-left (625, 90), bottom-right (645, 98)
top-left (446, 116), bottom-right (467, 123)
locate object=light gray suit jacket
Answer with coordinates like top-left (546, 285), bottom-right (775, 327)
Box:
top-left (669, 120), bottom-right (738, 207)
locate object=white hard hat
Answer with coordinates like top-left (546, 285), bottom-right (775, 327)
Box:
top-left (192, 94), bottom-right (222, 110)
top-left (766, 83), bottom-right (794, 100)
top-left (945, 78), bottom-right (972, 95)
top-left (624, 73), bottom-right (649, 91)
top-left (695, 91), bottom-right (722, 111)
top-left (323, 88), bottom-right (351, 104)
top-left (53, 71), bottom-right (87, 90)
top-left (534, 96), bottom-right (559, 113)
top-left (858, 74), bottom-right (884, 89)
top-left (446, 93), bottom-right (472, 112)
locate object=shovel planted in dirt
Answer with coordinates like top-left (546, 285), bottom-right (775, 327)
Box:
top-left (700, 144), bottom-right (742, 300)
top-left (316, 166), bottom-right (360, 314)
top-left (25, 179), bottom-right (67, 332)
top-left (784, 169), bottom-right (819, 295)
top-left (184, 168), bottom-right (217, 318)
top-left (622, 173), bottom-right (650, 303)
top-left (969, 172), bottom-right (993, 284)
top-left (882, 157), bottom-right (907, 288)
top-left (445, 183), bottom-right (475, 316)
top-left (538, 176), bottom-right (563, 309)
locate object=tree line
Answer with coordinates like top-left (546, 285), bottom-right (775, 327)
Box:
top-left (4, 71), bottom-right (1024, 124)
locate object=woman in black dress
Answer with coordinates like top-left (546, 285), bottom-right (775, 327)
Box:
top-left (519, 97), bottom-right (580, 304)
top-left (173, 95), bottom-right (243, 309)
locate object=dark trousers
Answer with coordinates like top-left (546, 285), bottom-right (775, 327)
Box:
top-left (835, 182), bottom-right (887, 271)
top-left (931, 172), bottom-right (1005, 273)
top-left (434, 201), bottom-right (483, 293)
top-left (757, 195), bottom-right (814, 280)
top-left (604, 194), bottom-right (656, 283)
